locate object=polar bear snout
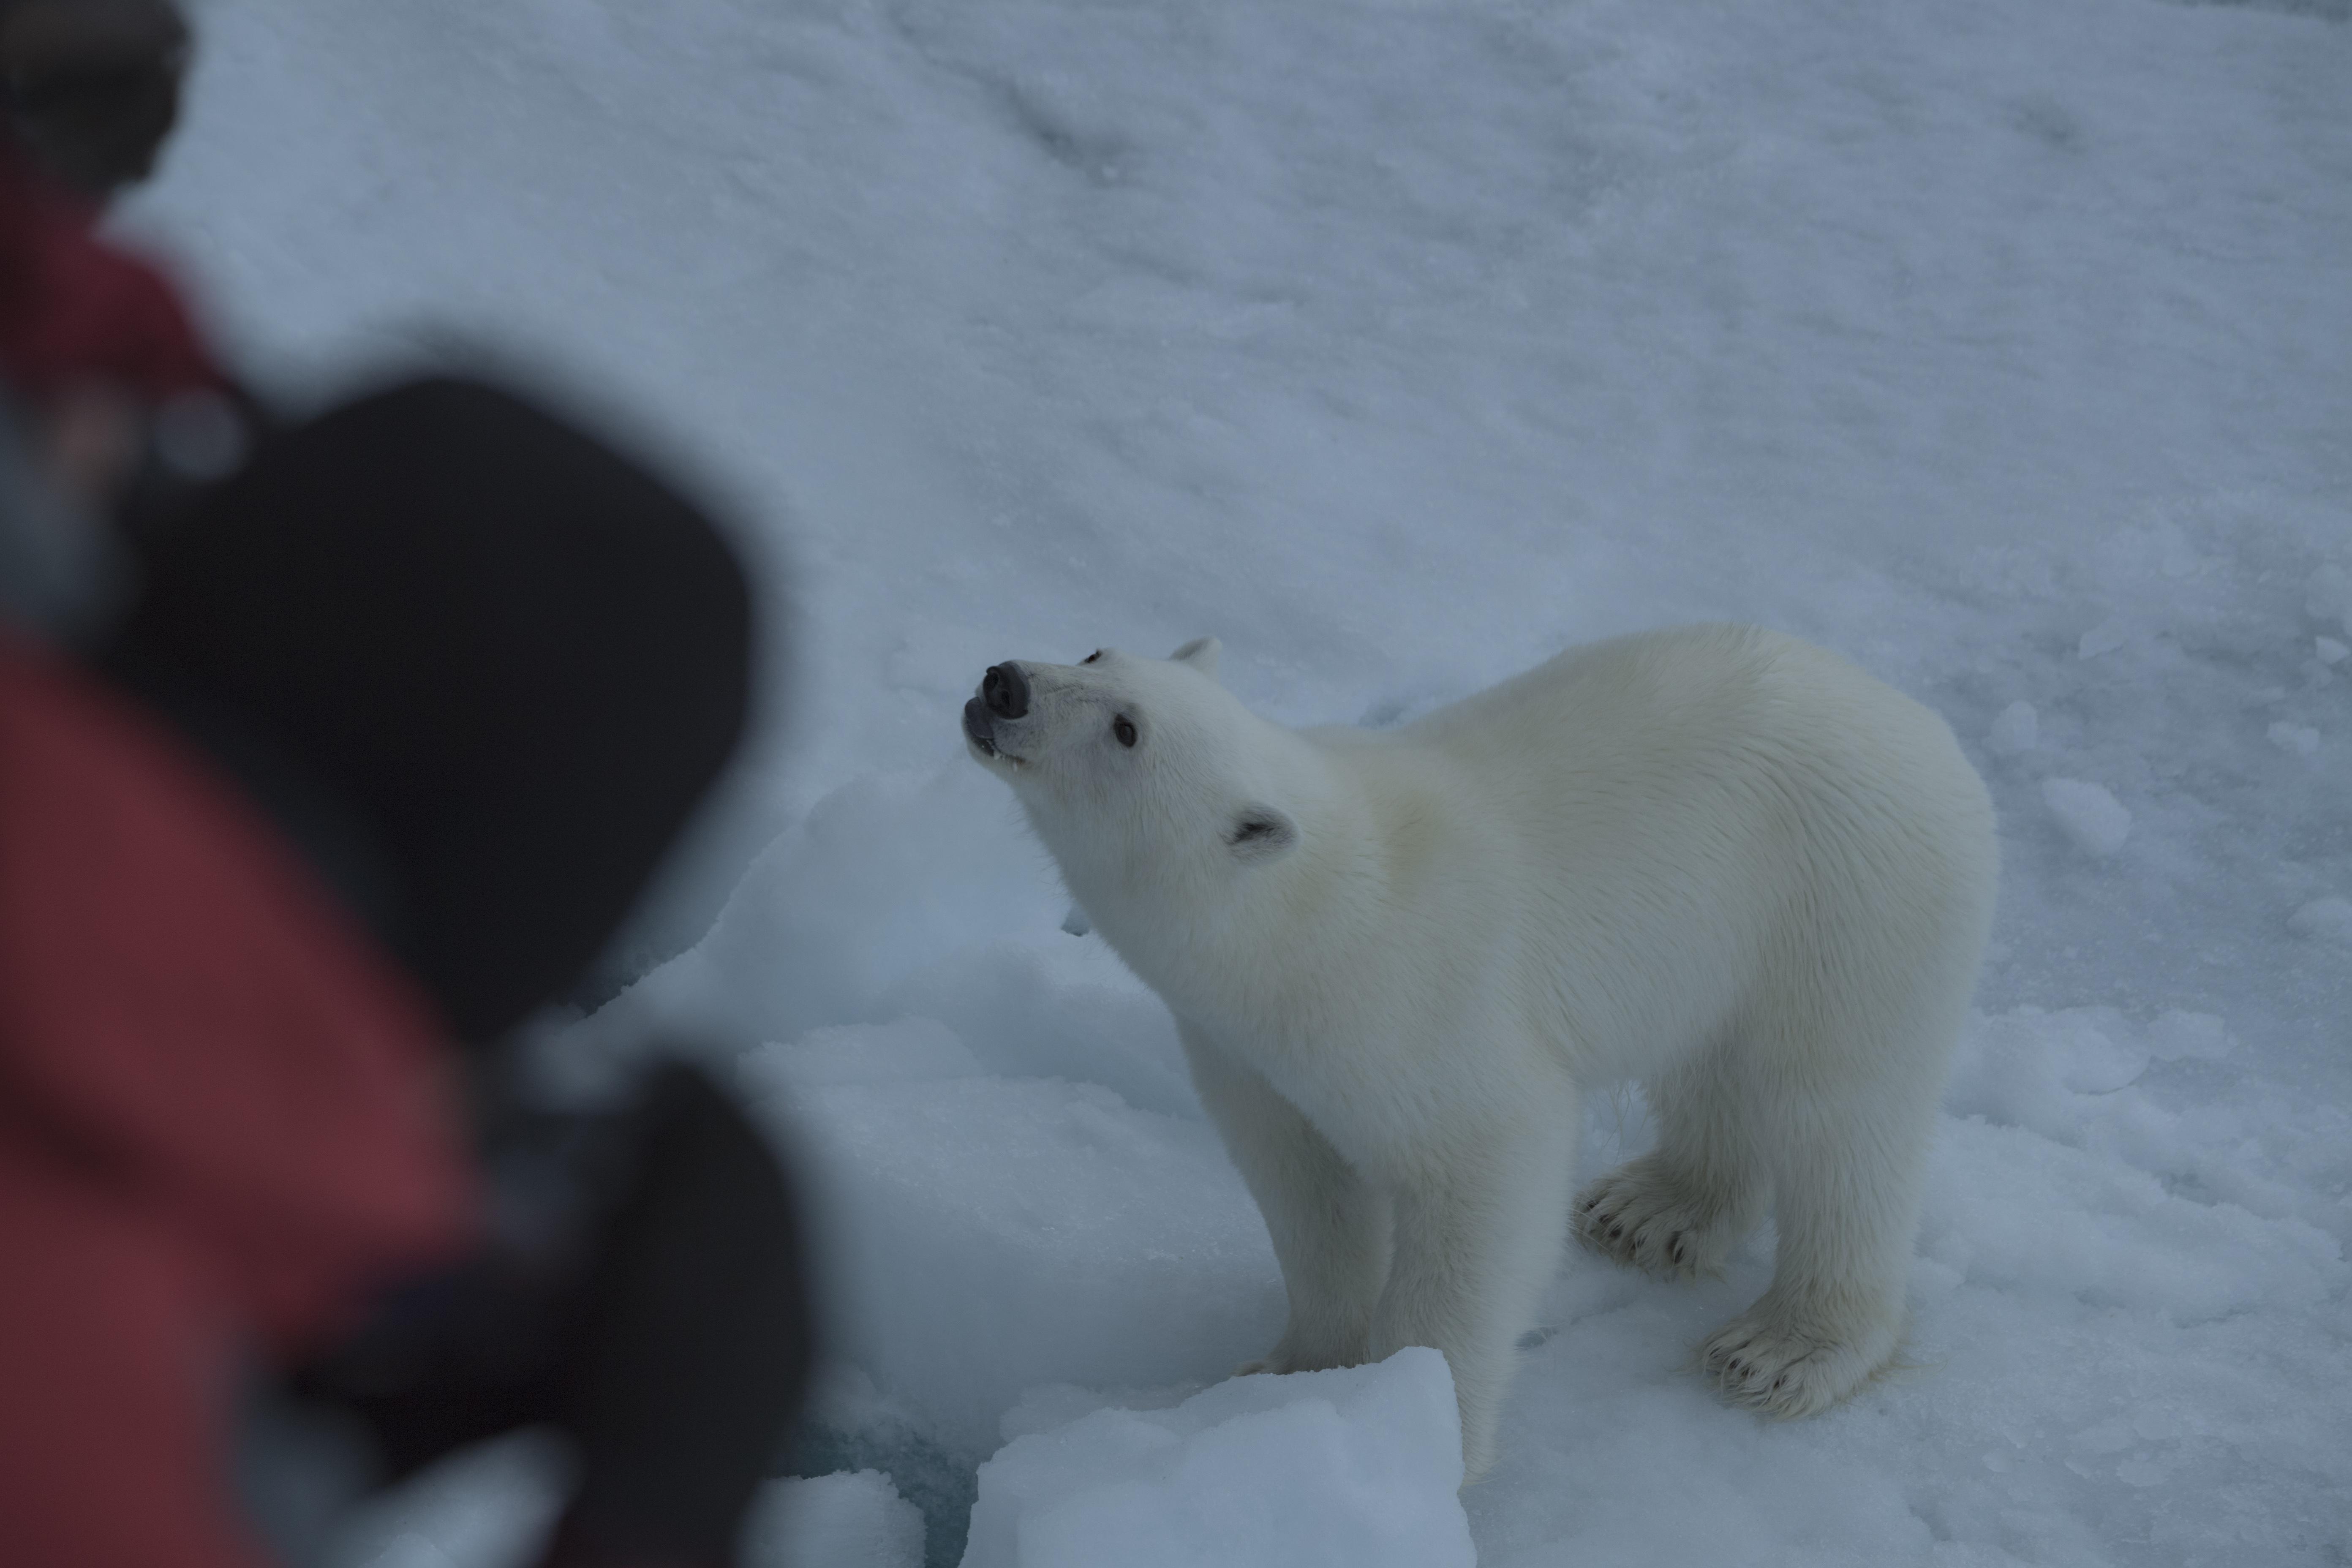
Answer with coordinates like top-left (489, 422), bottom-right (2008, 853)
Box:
top-left (981, 662), bottom-right (1032, 720)
top-left (964, 662), bottom-right (1037, 762)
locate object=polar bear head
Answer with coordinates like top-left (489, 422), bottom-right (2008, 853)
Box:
top-left (961, 639), bottom-right (1312, 911)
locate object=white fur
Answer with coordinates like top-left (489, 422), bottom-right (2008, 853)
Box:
top-left (963, 626), bottom-right (1996, 1480)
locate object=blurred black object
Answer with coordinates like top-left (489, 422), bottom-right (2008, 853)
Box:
top-left (551, 1063), bottom-right (812, 1565)
top-left (106, 377), bottom-right (754, 1044)
top-left (303, 1062), bottom-right (812, 1568)
top-left (0, 0), bottom-right (190, 196)
top-left (101, 376), bottom-right (806, 1568)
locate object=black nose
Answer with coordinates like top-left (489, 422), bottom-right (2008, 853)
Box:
top-left (982, 662), bottom-right (1030, 720)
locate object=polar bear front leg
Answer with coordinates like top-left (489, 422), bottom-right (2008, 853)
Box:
top-left (1370, 1100), bottom-right (1577, 1483)
top-left (1178, 1024), bottom-right (1392, 1375)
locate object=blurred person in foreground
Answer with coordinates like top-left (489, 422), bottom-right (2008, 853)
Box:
top-left (0, 4), bottom-right (812, 1565)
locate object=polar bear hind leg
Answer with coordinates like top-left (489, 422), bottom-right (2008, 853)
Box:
top-left (1699, 964), bottom-right (1973, 1417)
top-left (1579, 917), bottom-right (1982, 1417)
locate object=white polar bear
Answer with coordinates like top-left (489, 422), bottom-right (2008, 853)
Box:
top-left (961, 626), bottom-right (1996, 1480)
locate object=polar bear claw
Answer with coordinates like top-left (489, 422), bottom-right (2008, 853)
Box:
top-left (1699, 1309), bottom-right (1895, 1418)
top-left (1573, 1159), bottom-right (1745, 1280)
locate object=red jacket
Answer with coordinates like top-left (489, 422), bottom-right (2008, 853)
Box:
top-left (0, 634), bottom-right (477, 1566)
top-left (0, 140), bottom-right (223, 403)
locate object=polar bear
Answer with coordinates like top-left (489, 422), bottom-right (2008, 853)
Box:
top-left (961, 626), bottom-right (1996, 1479)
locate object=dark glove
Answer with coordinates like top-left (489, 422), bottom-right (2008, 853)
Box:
top-left (296, 1060), bottom-right (813, 1568)
top-left (552, 1063), bottom-right (813, 1565)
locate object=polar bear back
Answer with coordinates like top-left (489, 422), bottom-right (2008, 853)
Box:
top-left (1353, 624), bottom-right (1996, 1083)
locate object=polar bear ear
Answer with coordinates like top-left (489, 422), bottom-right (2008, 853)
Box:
top-left (1226, 805), bottom-right (1298, 864)
top-left (1169, 636), bottom-right (1221, 683)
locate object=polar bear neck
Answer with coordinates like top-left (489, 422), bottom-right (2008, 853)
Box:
top-left (1029, 721), bottom-right (1393, 1034)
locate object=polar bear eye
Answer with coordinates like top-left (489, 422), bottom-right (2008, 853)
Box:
top-left (1113, 715), bottom-right (1138, 748)
top-left (1083, 650), bottom-right (1103, 664)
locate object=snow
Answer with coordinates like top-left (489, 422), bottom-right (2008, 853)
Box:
top-left (122, 0), bottom-right (2352, 1563)
top-left (964, 1350), bottom-right (1473, 1568)
top-left (2309, 566), bottom-right (2352, 628)
top-left (2268, 720), bottom-right (2322, 757)
top-left (2078, 621), bottom-right (2130, 661)
top-left (2289, 897), bottom-right (2352, 945)
top-left (332, 1449), bottom-right (925, 1568)
top-left (1986, 699), bottom-right (2039, 757)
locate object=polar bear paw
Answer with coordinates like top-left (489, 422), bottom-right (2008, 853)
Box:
top-left (1573, 1161), bottom-right (1739, 1279)
top-left (1697, 1311), bottom-right (1890, 1418)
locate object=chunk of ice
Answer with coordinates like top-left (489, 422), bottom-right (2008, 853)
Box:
top-left (741, 1027), bottom-right (1282, 1453)
top-left (961, 1349), bottom-right (1475, 1568)
top-left (2041, 778), bottom-right (2131, 857)
top-left (743, 1470), bottom-right (925, 1568)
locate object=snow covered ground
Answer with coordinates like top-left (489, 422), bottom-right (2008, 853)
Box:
top-left (127, 0), bottom-right (2349, 1563)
